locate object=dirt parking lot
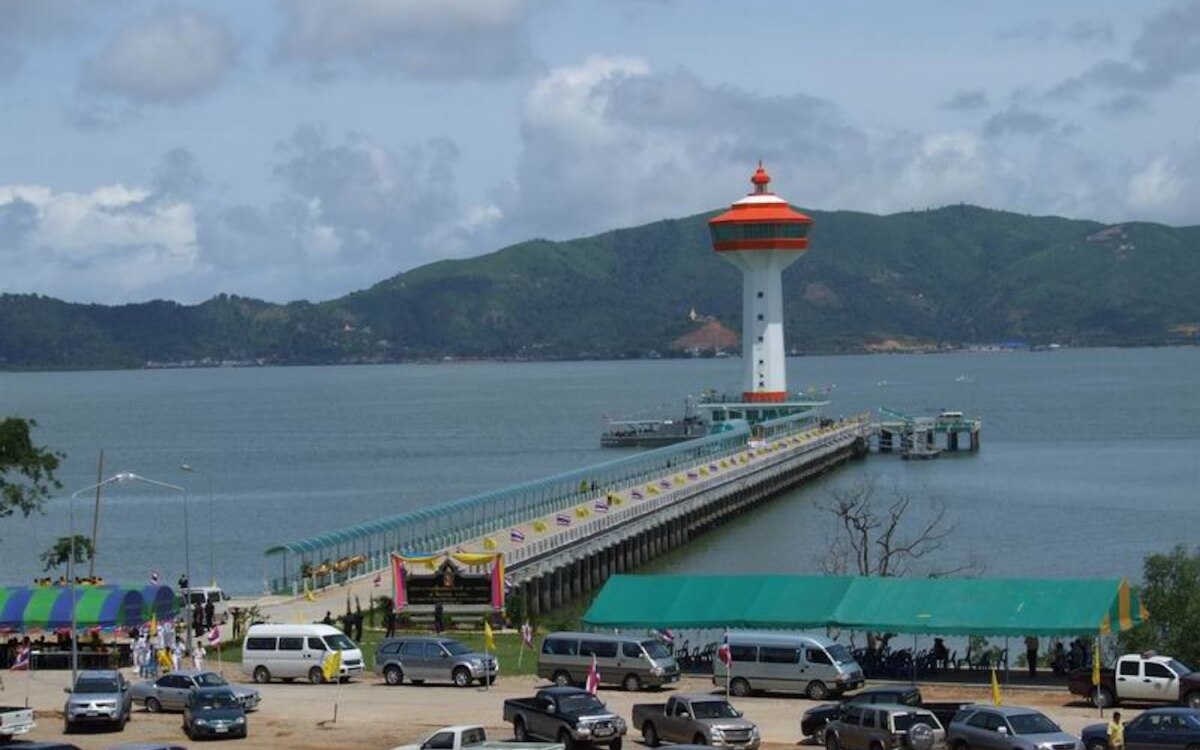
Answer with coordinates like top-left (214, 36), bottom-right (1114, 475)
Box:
top-left (3, 671), bottom-right (1121, 750)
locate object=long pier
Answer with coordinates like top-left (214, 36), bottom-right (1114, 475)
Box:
top-left (263, 413), bottom-right (871, 615)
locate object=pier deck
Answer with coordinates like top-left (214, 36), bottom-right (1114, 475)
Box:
top-left (259, 413), bottom-right (871, 622)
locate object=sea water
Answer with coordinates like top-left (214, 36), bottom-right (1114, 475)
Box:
top-left (1, 347), bottom-right (1197, 594)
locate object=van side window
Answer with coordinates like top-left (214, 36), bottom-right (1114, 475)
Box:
top-left (543, 638), bottom-right (577, 656)
top-left (581, 640), bottom-right (618, 658)
top-left (623, 642), bottom-right (643, 658)
top-left (279, 637), bottom-right (304, 651)
top-left (380, 641), bottom-right (401, 655)
top-left (307, 637), bottom-right (328, 651)
top-left (760, 647), bottom-right (799, 664)
top-left (424, 643), bottom-right (444, 660)
top-left (245, 637), bottom-right (276, 651)
top-left (844, 707), bottom-right (864, 725)
top-left (862, 710), bottom-right (876, 729)
top-left (729, 645), bottom-right (757, 662)
top-left (806, 648), bottom-right (832, 665)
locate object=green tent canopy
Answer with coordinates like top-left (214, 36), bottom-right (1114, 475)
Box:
top-left (582, 575), bottom-right (1148, 636)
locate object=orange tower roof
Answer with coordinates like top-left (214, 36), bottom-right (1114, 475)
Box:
top-left (708, 163), bottom-right (813, 251)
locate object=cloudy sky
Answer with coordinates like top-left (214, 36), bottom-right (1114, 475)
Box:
top-left (1, 0), bottom-right (1198, 304)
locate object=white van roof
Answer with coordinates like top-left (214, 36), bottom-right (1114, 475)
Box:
top-left (726, 631), bottom-right (837, 648)
top-left (245, 623), bottom-right (347, 638)
top-left (543, 631), bottom-right (653, 643)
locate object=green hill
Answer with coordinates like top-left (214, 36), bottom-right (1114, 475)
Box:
top-left (2, 205), bottom-right (1198, 370)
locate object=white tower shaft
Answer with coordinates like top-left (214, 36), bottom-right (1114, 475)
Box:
top-left (722, 250), bottom-right (802, 399)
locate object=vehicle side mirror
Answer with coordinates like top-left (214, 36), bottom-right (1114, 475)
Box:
top-left (63, 687), bottom-right (72, 694)
top-left (680, 711), bottom-right (690, 719)
top-left (736, 709), bottom-right (744, 718)
top-left (997, 727), bottom-right (1009, 736)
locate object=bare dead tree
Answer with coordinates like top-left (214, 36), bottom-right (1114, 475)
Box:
top-left (818, 476), bottom-right (980, 578)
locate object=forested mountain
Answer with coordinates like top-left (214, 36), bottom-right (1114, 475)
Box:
top-left (2, 205), bottom-right (1198, 370)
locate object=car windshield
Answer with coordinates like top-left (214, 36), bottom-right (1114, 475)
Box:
top-left (560, 694), bottom-right (606, 714)
top-left (195, 673), bottom-right (229, 687)
top-left (827, 644), bottom-right (855, 665)
top-left (642, 640), bottom-right (672, 659)
top-left (1170, 659), bottom-right (1193, 675)
top-left (1008, 713), bottom-right (1060, 734)
top-left (75, 678), bottom-right (119, 693)
top-left (692, 701), bottom-right (740, 719)
top-left (323, 634), bottom-right (356, 650)
top-left (893, 713), bottom-right (938, 732)
top-left (196, 692), bottom-right (238, 710)
top-left (444, 641), bottom-right (472, 656)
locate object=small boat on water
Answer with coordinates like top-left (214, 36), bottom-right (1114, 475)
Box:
top-left (600, 415), bottom-right (707, 448)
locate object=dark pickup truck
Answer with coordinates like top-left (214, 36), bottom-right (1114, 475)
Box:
top-left (504, 687), bottom-right (627, 750)
top-left (801, 687), bottom-right (969, 742)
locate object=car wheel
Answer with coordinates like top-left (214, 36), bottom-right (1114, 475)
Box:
top-left (907, 723), bottom-right (935, 750)
top-left (553, 670), bottom-right (572, 687)
top-left (146, 697), bottom-right (163, 713)
top-left (826, 733), bottom-right (840, 750)
top-left (610, 738), bottom-right (622, 750)
top-left (514, 718), bottom-right (530, 742)
top-left (623, 673), bottom-right (642, 692)
top-left (1091, 686), bottom-right (1115, 708)
top-left (730, 677), bottom-right (751, 697)
top-left (63, 719), bottom-right (73, 735)
top-left (693, 734), bottom-right (708, 745)
top-left (1087, 740), bottom-right (1107, 750)
top-left (643, 722), bottom-right (660, 747)
top-left (814, 724), bottom-right (828, 747)
top-left (952, 740), bottom-right (969, 750)
top-left (453, 667), bottom-right (472, 687)
top-left (806, 680), bottom-right (829, 700)
top-left (252, 666), bottom-right (271, 684)
top-left (558, 728), bottom-right (576, 750)
top-left (309, 666), bottom-right (325, 684)
top-left (383, 664), bottom-right (404, 686)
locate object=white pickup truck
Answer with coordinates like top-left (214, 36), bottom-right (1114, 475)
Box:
top-left (390, 724), bottom-right (565, 750)
top-left (0, 705), bottom-right (36, 739)
top-left (1068, 652), bottom-right (1200, 708)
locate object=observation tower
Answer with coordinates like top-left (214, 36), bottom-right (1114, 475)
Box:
top-left (708, 163), bottom-right (813, 404)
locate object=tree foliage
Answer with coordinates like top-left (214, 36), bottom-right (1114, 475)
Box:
top-left (40, 534), bottom-right (94, 572)
top-left (0, 416), bottom-right (63, 520)
top-left (819, 476), bottom-right (977, 577)
top-left (1120, 545), bottom-right (1200, 667)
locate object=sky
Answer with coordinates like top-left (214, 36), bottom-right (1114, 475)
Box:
top-left (1, 0), bottom-right (1198, 305)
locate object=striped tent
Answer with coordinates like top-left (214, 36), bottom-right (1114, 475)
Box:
top-left (0, 586), bottom-right (146, 631)
top-left (137, 585), bottom-right (178, 622)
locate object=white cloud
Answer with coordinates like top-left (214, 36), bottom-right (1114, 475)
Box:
top-left (83, 7), bottom-right (237, 104)
top-left (276, 0), bottom-right (534, 79)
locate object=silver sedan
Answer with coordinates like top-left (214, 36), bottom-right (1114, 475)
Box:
top-left (129, 670), bottom-right (260, 713)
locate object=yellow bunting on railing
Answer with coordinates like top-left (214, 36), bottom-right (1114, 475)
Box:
top-left (674, 475), bottom-right (685, 485)
top-left (575, 506), bottom-right (590, 518)
top-left (533, 520), bottom-right (548, 533)
top-left (648, 485), bottom-right (659, 495)
top-left (483, 537), bottom-right (497, 550)
top-left (699, 467), bottom-right (709, 476)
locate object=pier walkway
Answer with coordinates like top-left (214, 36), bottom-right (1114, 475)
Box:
top-left (257, 413), bottom-right (871, 622)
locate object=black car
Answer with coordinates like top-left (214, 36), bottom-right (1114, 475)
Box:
top-left (182, 687), bottom-right (247, 741)
top-left (1082, 707), bottom-right (1200, 750)
top-left (801, 688), bottom-right (922, 740)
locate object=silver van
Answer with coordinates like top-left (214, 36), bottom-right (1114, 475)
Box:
top-left (373, 636), bottom-right (498, 687)
top-left (538, 631), bottom-right (680, 691)
top-left (712, 631), bottom-right (863, 699)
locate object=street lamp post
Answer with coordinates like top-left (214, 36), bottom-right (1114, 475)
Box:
top-left (179, 464), bottom-right (214, 587)
top-left (66, 472), bottom-right (188, 686)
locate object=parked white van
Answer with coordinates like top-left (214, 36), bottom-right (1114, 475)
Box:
top-left (712, 631), bottom-right (863, 700)
top-left (241, 624), bottom-right (365, 684)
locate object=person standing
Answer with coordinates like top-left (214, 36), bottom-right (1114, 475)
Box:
top-left (384, 608), bottom-right (396, 638)
top-left (1025, 635), bottom-right (1039, 679)
top-left (192, 640), bottom-right (206, 671)
top-left (433, 602), bottom-right (445, 634)
top-left (172, 639), bottom-right (185, 672)
top-left (204, 600), bottom-right (215, 633)
top-left (1107, 712), bottom-right (1124, 750)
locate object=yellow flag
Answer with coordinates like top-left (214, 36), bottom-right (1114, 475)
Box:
top-left (303, 584), bottom-right (316, 602)
top-left (990, 666), bottom-right (1002, 706)
top-left (322, 649), bottom-right (342, 682)
top-left (1092, 639), bottom-right (1101, 687)
top-left (483, 618), bottom-right (496, 652)
top-left (157, 648), bottom-right (173, 672)
top-left (148, 615), bottom-right (157, 637)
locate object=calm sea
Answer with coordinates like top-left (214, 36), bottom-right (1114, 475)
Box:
top-left (2, 348), bottom-right (1198, 595)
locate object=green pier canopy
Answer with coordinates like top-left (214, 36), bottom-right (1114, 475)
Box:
top-left (583, 575), bottom-right (1147, 636)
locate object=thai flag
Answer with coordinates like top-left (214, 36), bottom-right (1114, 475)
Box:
top-left (717, 630), bottom-right (732, 667)
top-left (510, 528), bottom-right (526, 543)
top-left (655, 628), bottom-right (674, 644)
top-left (10, 644), bottom-right (30, 671)
top-left (585, 654), bottom-right (601, 695)
top-left (556, 514), bottom-right (571, 526)
top-left (631, 490), bottom-right (643, 500)
top-left (207, 626), bottom-right (221, 647)
top-left (594, 499), bottom-right (609, 513)
top-left (521, 621), bottom-right (534, 650)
